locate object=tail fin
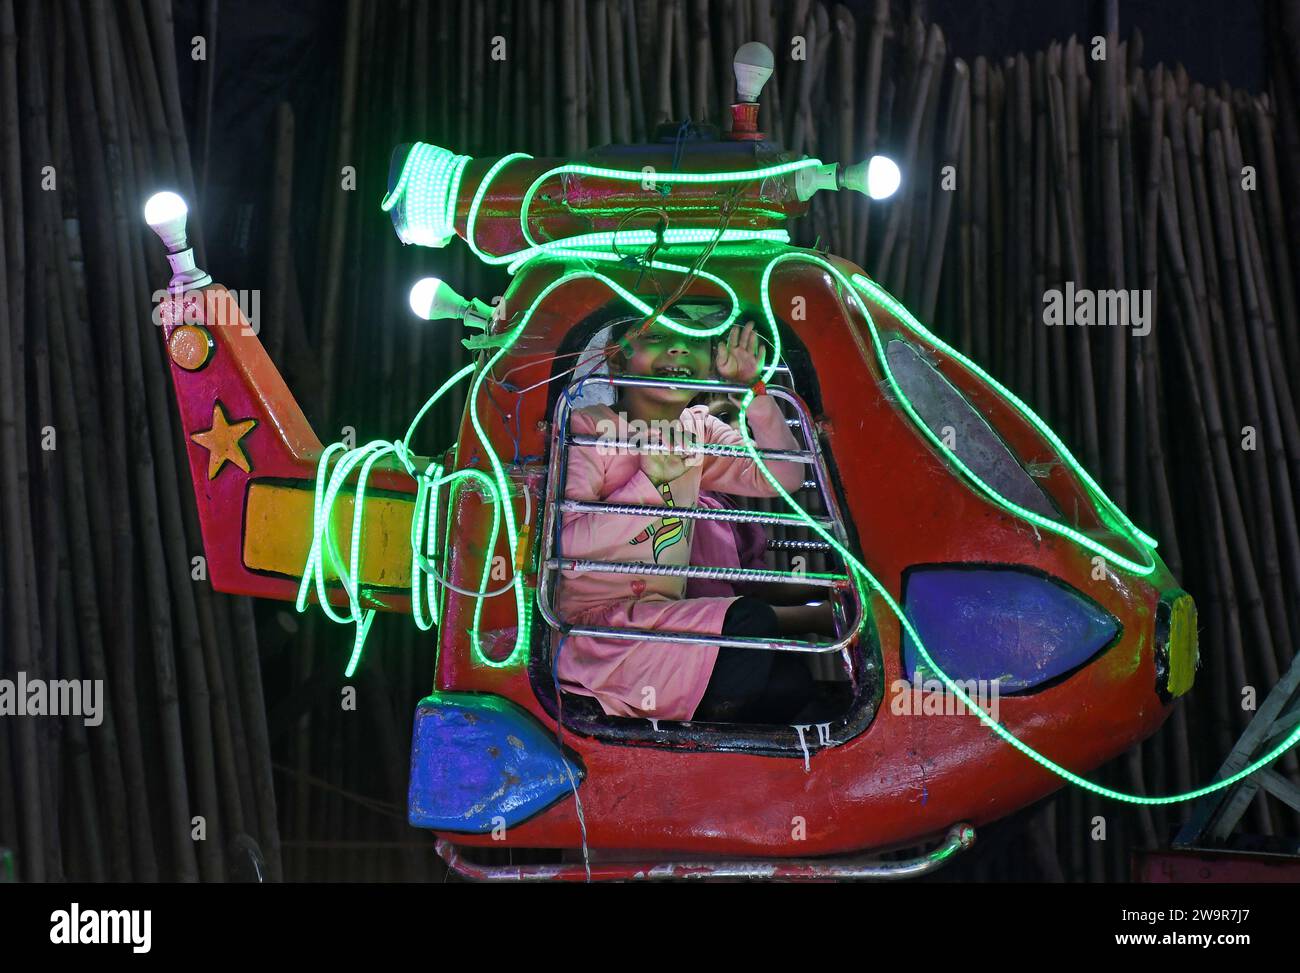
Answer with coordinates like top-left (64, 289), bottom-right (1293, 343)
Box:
top-left (158, 285), bottom-right (417, 611)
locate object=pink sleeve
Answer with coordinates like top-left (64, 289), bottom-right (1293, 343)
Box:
top-left (698, 396), bottom-right (806, 495)
top-left (560, 410), bottom-right (666, 557)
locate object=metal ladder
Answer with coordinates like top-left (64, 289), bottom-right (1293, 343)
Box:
top-left (535, 371), bottom-right (864, 664)
top-left (1173, 650), bottom-right (1300, 847)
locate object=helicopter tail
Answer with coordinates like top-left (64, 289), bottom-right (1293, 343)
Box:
top-left (156, 284), bottom-right (417, 610)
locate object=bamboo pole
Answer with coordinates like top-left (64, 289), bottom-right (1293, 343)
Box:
top-left (1011, 53), bottom-right (1032, 396)
top-left (1029, 51), bottom-right (1048, 413)
top-left (654, 0), bottom-right (675, 125)
top-left (788, 2), bottom-right (817, 156)
top-left (608, 0), bottom-right (630, 143)
top-left (670, 0), bottom-right (689, 123)
top-left (267, 103), bottom-right (294, 365)
top-left (1177, 135), bottom-right (1280, 690)
top-left (1099, 31), bottom-right (1125, 503)
top-left (752, 0), bottom-right (781, 139)
top-left (851, 0), bottom-right (888, 264)
top-left (690, 0), bottom-right (711, 123)
top-left (318, 0), bottom-right (362, 410)
top-left (629, 0), bottom-right (652, 139)
top-left (45, 230), bottom-right (131, 878)
top-left (918, 58), bottom-right (967, 323)
top-left (92, 8), bottom-right (203, 879)
top-left (873, 24), bottom-right (941, 281)
top-left (0, 45), bottom-right (45, 887)
top-left (58, 0), bottom-right (160, 882)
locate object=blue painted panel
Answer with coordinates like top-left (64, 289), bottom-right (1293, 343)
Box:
top-left (408, 692), bottom-right (582, 833)
top-left (902, 566), bottom-right (1120, 691)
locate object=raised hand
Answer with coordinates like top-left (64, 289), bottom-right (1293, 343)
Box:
top-left (640, 449), bottom-right (688, 486)
top-left (714, 321), bottom-right (766, 384)
top-left (639, 426), bottom-right (688, 485)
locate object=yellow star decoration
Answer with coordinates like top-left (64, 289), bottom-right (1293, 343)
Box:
top-left (191, 401), bottom-right (257, 480)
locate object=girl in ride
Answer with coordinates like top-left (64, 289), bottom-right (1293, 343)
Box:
top-left (556, 317), bottom-right (817, 723)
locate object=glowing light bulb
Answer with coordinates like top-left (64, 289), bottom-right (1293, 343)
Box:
top-left (841, 155), bottom-right (902, 200)
top-left (409, 276), bottom-right (493, 329)
top-left (733, 42), bottom-right (774, 102)
top-left (409, 277), bottom-right (448, 319)
top-left (144, 191), bottom-right (190, 251)
top-left (145, 191), bottom-right (187, 226)
top-left (142, 191), bottom-right (211, 291)
top-left (865, 155), bottom-right (901, 199)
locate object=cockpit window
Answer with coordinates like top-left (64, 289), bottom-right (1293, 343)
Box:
top-left (885, 339), bottom-right (1060, 521)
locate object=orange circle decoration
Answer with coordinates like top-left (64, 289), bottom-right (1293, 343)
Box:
top-left (168, 324), bottom-right (214, 371)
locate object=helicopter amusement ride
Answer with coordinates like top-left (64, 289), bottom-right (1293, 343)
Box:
top-left (140, 41), bottom-right (1300, 882)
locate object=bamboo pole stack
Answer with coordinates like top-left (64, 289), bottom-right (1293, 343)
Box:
top-left (1, 0), bottom-right (1298, 883)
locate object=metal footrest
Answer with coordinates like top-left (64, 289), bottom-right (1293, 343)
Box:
top-left (435, 824), bottom-right (975, 882)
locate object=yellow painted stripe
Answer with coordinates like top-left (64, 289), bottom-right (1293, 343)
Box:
top-left (1167, 593), bottom-right (1198, 698)
top-left (244, 482), bottom-right (414, 589)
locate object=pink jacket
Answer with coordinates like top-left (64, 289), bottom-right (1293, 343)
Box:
top-left (554, 396), bottom-right (803, 720)
top-left (686, 492), bottom-right (770, 599)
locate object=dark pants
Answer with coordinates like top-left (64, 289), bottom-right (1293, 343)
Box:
top-left (694, 597), bottom-right (814, 723)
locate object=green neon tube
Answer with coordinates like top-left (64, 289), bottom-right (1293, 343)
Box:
top-left (390, 142), bottom-right (796, 269)
top-left (297, 364), bottom-right (505, 675)
top-left (517, 158), bottom-right (825, 254)
top-left (851, 273), bottom-right (1158, 552)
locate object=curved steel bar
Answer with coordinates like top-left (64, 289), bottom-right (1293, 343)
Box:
top-left (562, 621), bottom-right (847, 654)
top-left (568, 433), bottom-right (815, 465)
top-left (561, 498), bottom-right (835, 528)
top-left (435, 824), bottom-right (976, 882)
top-left (765, 537), bottom-right (834, 551)
top-left (549, 557), bottom-right (847, 588)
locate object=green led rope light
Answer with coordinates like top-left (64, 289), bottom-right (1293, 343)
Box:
top-left (505, 250), bottom-right (746, 337)
top-left (459, 152), bottom-right (787, 263)
top-left (464, 152), bottom-right (533, 264)
top-left (851, 273), bottom-right (1158, 552)
top-left (853, 274), bottom-right (1155, 574)
top-left (460, 263), bottom-right (789, 666)
top-left (381, 142), bottom-right (472, 247)
top-left (517, 157), bottom-right (825, 256)
top-left (297, 248), bottom-right (779, 670)
top-left (410, 460), bottom-right (444, 631)
top-left (500, 231), bottom-right (788, 279)
top-left (762, 253), bottom-right (1155, 575)
top-left (392, 144), bottom-right (792, 273)
top-left (296, 364), bottom-right (519, 675)
top-left (745, 253), bottom-right (1299, 803)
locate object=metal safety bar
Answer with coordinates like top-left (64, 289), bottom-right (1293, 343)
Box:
top-left (547, 557), bottom-right (849, 588)
top-left (566, 621), bottom-right (843, 654)
top-left (568, 433), bottom-right (815, 466)
top-left (561, 498), bottom-right (836, 528)
top-left (536, 372), bottom-right (864, 660)
top-left (765, 538), bottom-right (834, 552)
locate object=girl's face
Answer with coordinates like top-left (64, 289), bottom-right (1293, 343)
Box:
top-left (614, 321), bottom-right (713, 406)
